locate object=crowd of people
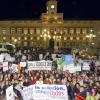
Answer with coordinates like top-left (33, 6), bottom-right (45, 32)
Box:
top-left (0, 48), bottom-right (100, 100)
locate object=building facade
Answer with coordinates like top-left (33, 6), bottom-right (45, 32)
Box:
top-left (0, 0), bottom-right (100, 54)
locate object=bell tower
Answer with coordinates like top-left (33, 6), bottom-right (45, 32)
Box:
top-left (46, 0), bottom-right (57, 14)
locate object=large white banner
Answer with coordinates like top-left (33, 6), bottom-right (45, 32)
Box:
top-left (6, 85), bottom-right (15, 100)
top-left (22, 84), bottom-right (68, 100)
top-left (27, 61), bottom-right (52, 70)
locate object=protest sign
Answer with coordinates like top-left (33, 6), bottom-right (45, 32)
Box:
top-left (39, 54), bottom-right (43, 60)
top-left (51, 54), bottom-right (56, 61)
top-left (22, 84), bottom-right (68, 100)
top-left (34, 84), bottom-right (68, 100)
top-left (62, 55), bottom-right (73, 65)
top-left (6, 85), bottom-right (14, 100)
top-left (22, 85), bottom-right (34, 100)
top-left (0, 54), bottom-right (4, 62)
top-left (63, 64), bottom-right (81, 73)
top-left (11, 64), bottom-right (18, 72)
top-left (27, 61), bottom-right (52, 70)
top-left (3, 62), bottom-right (8, 72)
top-left (82, 62), bottom-right (90, 70)
top-left (20, 62), bottom-right (26, 67)
top-left (5, 54), bottom-right (11, 62)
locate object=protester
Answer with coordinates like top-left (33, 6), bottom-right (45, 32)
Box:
top-left (0, 48), bottom-right (100, 100)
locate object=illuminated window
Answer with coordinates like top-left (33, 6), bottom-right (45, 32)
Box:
top-left (47, 6), bottom-right (48, 10)
top-left (12, 37), bottom-right (14, 40)
top-left (37, 37), bottom-right (40, 40)
top-left (30, 37), bottom-right (33, 40)
top-left (30, 28), bottom-right (34, 34)
top-left (3, 37), bottom-right (6, 40)
top-left (18, 37), bottom-right (21, 40)
top-left (11, 28), bottom-right (16, 34)
top-left (70, 28), bottom-right (74, 34)
top-left (76, 28), bottom-right (81, 34)
top-left (64, 37), bottom-right (66, 40)
top-left (70, 37), bottom-right (73, 40)
top-left (24, 37), bottom-right (27, 40)
top-left (2, 28), bottom-right (6, 34)
top-left (76, 37), bottom-right (80, 40)
top-left (36, 28), bottom-right (40, 34)
top-left (24, 28), bottom-right (28, 34)
top-left (17, 28), bottom-right (22, 34)
top-left (63, 28), bottom-right (68, 34)
top-left (82, 28), bottom-right (87, 34)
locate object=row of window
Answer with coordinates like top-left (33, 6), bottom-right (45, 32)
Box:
top-left (63, 27), bottom-right (93, 34)
top-left (1, 27), bottom-right (93, 34)
top-left (1, 36), bottom-right (87, 42)
top-left (62, 42), bottom-right (87, 47)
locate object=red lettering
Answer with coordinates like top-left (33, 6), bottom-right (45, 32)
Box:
top-left (50, 91), bottom-right (64, 96)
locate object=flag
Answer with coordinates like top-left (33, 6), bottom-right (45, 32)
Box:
top-left (76, 94), bottom-right (85, 100)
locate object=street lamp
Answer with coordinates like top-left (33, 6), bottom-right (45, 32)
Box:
top-left (14, 39), bottom-right (17, 42)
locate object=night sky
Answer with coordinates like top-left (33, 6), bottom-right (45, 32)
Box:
top-left (0, 0), bottom-right (100, 20)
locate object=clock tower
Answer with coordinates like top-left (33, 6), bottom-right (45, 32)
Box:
top-left (41, 0), bottom-right (63, 24)
top-left (46, 0), bottom-right (57, 14)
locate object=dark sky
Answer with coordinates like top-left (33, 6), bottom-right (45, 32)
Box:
top-left (0, 0), bottom-right (100, 20)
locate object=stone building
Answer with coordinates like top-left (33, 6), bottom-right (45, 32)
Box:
top-left (0, 0), bottom-right (100, 54)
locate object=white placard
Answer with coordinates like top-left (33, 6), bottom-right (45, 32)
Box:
top-left (20, 62), bottom-right (26, 67)
top-left (22, 85), bottom-right (34, 100)
top-left (0, 54), bottom-right (4, 62)
top-left (27, 61), bottom-right (52, 70)
top-left (52, 54), bottom-right (56, 61)
top-left (63, 64), bottom-right (81, 73)
top-left (11, 64), bottom-right (18, 72)
top-left (82, 62), bottom-right (90, 70)
top-left (39, 54), bottom-right (43, 60)
top-left (21, 55), bottom-right (26, 61)
top-left (3, 62), bottom-right (8, 72)
top-left (6, 85), bottom-right (14, 100)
